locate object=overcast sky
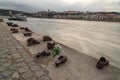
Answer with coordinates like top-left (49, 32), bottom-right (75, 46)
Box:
top-left (0, 0), bottom-right (120, 12)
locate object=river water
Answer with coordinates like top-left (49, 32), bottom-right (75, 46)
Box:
top-left (6, 18), bottom-right (120, 68)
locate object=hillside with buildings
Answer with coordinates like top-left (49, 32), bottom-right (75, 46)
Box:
top-left (33, 10), bottom-right (120, 22)
top-left (0, 9), bottom-right (33, 17)
top-left (0, 9), bottom-right (120, 22)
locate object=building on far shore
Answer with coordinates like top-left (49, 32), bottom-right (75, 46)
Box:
top-left (32, 10), bottom-right (120, 22)
top-left (0, 16), bottom-right (4, 22)
top-left (0, 9), bottom-right (119, 22)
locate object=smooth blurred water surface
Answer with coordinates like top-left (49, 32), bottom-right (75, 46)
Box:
top-left (6, 18), bottom-right (120, 68)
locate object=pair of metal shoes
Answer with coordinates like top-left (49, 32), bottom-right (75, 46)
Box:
top-left (27, 38), bottom-right (40, 46)
top-left (55, 55), bottom-right (67, 67)
top-left (23, 32), bottom-right (32, 37)
top-left (96, 57), bottom-right (109, 69)
top-left (43, 36), bottom-right (52, 41)
top-left (36, 50), bottom-right (67, 67)
top-left (36, 50), bottom-right (51, 58)
top-left (11, 28), bottom-right (19, 33)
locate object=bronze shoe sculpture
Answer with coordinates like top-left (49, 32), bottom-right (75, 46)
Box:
top-left (96, 57), bottom-right (109, 69)
top-left (55, 55), bottom-right (67, 67)
top-left (27, 38), bottom-right (40, 46)
top-left (23, 32), bottom-right (32, 37)
top-left (47, 42), bottom-right (55, 49)
top-left (43, 36), bottom-right (52, 41)
top-left (36, 50), bottom-right (50, 58)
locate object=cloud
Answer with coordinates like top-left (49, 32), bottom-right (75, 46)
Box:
top-left (0, 0), bottom-right (120, 12)
top-left (0, 1), bottom-right (40, 12)
top-left (118, 2), bottom-right (120, 5)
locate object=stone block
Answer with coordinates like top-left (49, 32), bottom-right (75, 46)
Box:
top-left (12, 54), bottom-right (21, 59)
top-left (21, 71), bottom-right (33, 79)
top-left (30, 65), bottom-right (41, 71)
top-left (12, 72), bottom-right (20, 79)
top-left (38, 75), bottom-right (51, 80)
top-left (16, 62), bottom-right (26, 68)
top-left (34, 70), bottom-right (45, 78)
top-left (19, 66), bottom-right (29, 73)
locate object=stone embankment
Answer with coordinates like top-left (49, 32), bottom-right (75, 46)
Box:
top-left (0, 22), bottom-right (51, 80)
top-left (1, 21), bottom-right (120, 80)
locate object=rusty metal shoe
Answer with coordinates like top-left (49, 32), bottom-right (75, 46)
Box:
top-left (55, 55), bottom-right (67, 67)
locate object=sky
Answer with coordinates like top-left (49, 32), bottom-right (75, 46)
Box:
top-left (0, 0), bottom-right (120, 12)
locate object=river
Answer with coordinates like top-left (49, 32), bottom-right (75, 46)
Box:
top-left (5, 18), bottom-right (120, 68)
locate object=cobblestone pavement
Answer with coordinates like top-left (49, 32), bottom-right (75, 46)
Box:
top-left (0, 23), bottom-right (51, 80)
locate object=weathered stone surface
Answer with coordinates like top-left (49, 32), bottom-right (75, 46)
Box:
top-left (22, 54), bottom-right (31, 59)
top-left (0, 53), bottom-right (8, 58)
top-left (34, 70), bottom-right (46, 78)
top-left (21, 71), bottom-right (33, 79)
top-left (0, 73), bottom-right (4, 79)
top-left (0, 23), bottom-right (51, 80)
top-left (0, 58), bottom-right (8, 63)
top-left (15, 58), bottom-right (24, 63)
top-left (2, 61), bottom-right (12, 67)
top-left (2, 70), bottom-right (14, 78)
top-left (24, 58), bottom-right (33, 62)
top-left (0, 62), bottom-right (3, 66)
top-left (0, 66), bottom-right (6, 71)
top-left (27, 61), bottom-right (36, 66)
top-left (30, 65), bottom-right (41, 71)
top-left (38, 75), bottom-right (51, 80)
top-left (8, 64), bottom-right (17, 71)
top-left (12, 54), bottom-right (21, 59)
top-left (29, 77), bottom-right (36, 80)
top-left (12, 72), bottom-right (20, 79)
top-left (16, 62), bottom-right (26, 68)
top-left (19, 66), bottom-right (29, 73)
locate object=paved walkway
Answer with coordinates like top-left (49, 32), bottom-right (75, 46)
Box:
top-left (0, 22), bottom-right (51, 80)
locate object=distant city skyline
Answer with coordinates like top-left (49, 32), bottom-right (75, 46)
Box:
top-left (0, 0), bottom-right (120, 12)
